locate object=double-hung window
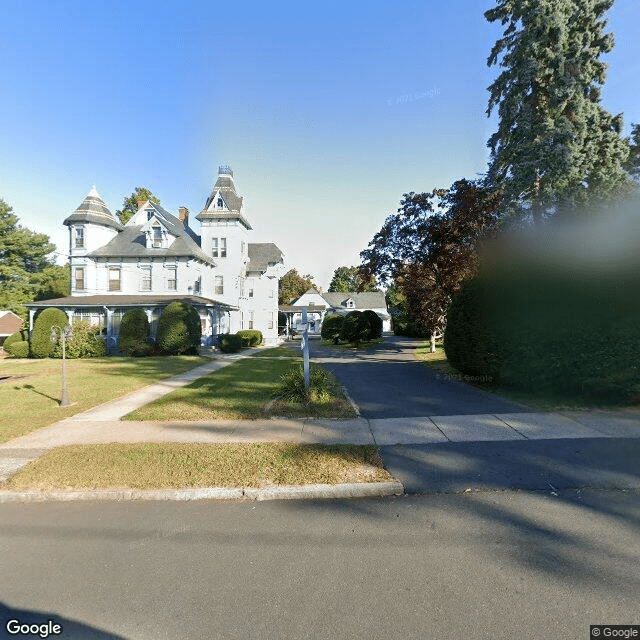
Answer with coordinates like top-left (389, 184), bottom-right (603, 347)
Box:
top-left (166, 266), bottom-right (177, 291)
top-left (140, 266), bottom-right (152, 291)
top-left (248, 311), bottom-right (254, 330)
top-left (75, 227), bottom-right (84, 248)
top-left (214, 275), bottom-right (224, 295)
top-left (212, 238), bottom-right (227, 258)
top-left (108, 267), bottom-right (121, 292)
top-left (74, 267), bottom-right (85, 291)
top-left (152, 224), bottom-right (163, 248)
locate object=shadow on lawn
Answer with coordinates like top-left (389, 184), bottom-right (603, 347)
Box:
top-left (15, 383), bottom-right (60, 403)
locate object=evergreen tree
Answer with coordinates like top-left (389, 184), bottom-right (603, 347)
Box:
top-left (115, 187), bottom-right (160, 224)
top-left (0, 199), bottom-right (63, 318)
top-left (624, 123), bottom-right (640, 184)
top-left (485, 0), bottom-right (631, 222)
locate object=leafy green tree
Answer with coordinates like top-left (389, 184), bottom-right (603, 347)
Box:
top-left (361, 180), bottom-right (502, 351)
top-left (115, 187), bottom-right (160, 224)
top-left (328, 266), bottom-right (378, 293)
top-left (278, 269), bottom-right (315, 305)
top-left (0, 199), bottom-right (61, 318)
top-left (485, 0), bottom-right (632, 222)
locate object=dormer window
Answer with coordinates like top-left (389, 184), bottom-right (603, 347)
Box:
top-left (217, 197), bottom-right (224, 208)
top-left (74, 227), bottom-right (84, 248)
top-left (346, 299), bottom-right (355, 309)
top-left (152, 223), bottom-right (162, 248)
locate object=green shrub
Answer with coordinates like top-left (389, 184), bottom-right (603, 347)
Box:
top-left (320, 314), bottom-right (344, 344)
top-left (361, 310), bottom-right (383, 341)
top-left (219, 334), bottom-right (242, 353)
top-left (6, 340), bottom-right (29, 358)
top-left (53, 321), bottom-right (107, 358)
top-left (339, 311), bottom-right (368, 345)
top-left (119, 309), bottom-right (151, 356)
top-left (156, 302), bottom-right (202, 355)
top-left (277, 364), bottom-right (334, 403)
top-left (3, 329), bottom-right (27, 351)
top-left (31, 308), bottom-right (69, 358)
top-left (236, 329), bottom-right (263, 347)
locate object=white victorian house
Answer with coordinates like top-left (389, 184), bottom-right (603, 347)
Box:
top-left (284, 288), bottom-right (391, 334)
top-left (27, 166), bottom-right (286, 350)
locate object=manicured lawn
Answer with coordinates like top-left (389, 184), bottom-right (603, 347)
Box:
top-left (6, 443), bottom-right (391, 489)
top-left (125, 348), bottom-right (356, 420)
top-left (320, 338), bottom-right (384, 350)
top-left (415, 341), bottom-right (636, 411)
top-left (0, 355), bottom-right (209, 443)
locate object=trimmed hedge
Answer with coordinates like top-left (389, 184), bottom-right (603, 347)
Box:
top-left (340, 311), bottom-right (368, 345)
top-left (321, 314), bottom-right (344, 343)
top-left (119, 309), bottom-right (151, 356)
top-left (156, 302), bottom-right (202, 355)
top-left (236, 329), bottom-right (263, 347)
top-left (3, 329), bottom-right (27, 351)
top-left (444, 263), bottom-right (640, 402)
top-left (6, 340), bottom-right (29, 358)
top-left (31, 308), bottom-right (69, 358)
top-left (361, 310), bottom-right (383, 341)
top-left (219, 334), bottom-right (242, 353)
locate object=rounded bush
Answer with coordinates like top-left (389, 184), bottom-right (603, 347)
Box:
top-left (31, 308), bottom-right (69, 358)
top-left (236, 329), bottom-right (263, 347)
top-left (361, 309), bottom-right (383, 341)
top-left (219, 334), bottom-right (242, 353)
top-left (156, 302), bottom-right (202, 355)
top-left (320, 314), bottom-right (343, 343)
top-left (340, 311), bottom-right (368, 345)
top-left (3, 329), bottom-right (27, 351)
top-left (119, 309), bottom-right (150, 356)
top-left (6, 340), bottom-right (29, 358)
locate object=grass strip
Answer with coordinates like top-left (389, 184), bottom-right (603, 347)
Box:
top-left (0, 355), bottom-right (209, 443)
top-left (5, 443), bottom-right (392, 490)
top-left (124, 348), bottom-right (356, 420)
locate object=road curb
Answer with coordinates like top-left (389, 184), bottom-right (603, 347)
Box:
top-left (0, 481), bottom-right (404, 503)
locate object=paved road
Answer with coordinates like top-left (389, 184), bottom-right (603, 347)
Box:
top-left (1, 491), bottom-right (639, 640)
top-left (307, 336), bottom-right (529, 418)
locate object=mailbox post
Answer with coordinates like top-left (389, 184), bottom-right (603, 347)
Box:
top-left (51, 325), bottom-right (72, 407)
top-left (300, 308), bottom-right (310, 392)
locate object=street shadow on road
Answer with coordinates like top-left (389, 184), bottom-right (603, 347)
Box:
top-left (1, 602), bottom-right (128, 639)
top-left (279, 436), bottom-right (640, 595)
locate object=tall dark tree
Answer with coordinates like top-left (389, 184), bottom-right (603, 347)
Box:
top-left (624, 123), bottom-right (640, 184)
top-left (485, 0), bottom-right (631, 222)
top-left (328, 266), bottom-right (378, 293)
top-left (360, 180), bottom-right (502, 351)
top-left (115, 187), bottom-right (160, 224)
top-left (278, 269), bottom-right (315, 306)
top-left (0, 199), bottom-right (66, 318)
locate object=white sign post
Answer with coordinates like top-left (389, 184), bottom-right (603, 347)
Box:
top-left (301, 307), bottom-right (310, 392)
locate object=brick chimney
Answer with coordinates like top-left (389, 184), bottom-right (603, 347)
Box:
top-left (136, 198), bottom-right (147, 209)
top-left (178, 206), bottom-right (189, 225)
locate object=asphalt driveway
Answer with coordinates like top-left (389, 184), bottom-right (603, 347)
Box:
top-left (307, 335), bottom-right (529, 419)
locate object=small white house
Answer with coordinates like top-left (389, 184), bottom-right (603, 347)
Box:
top-left (27, 167), bottom-right (285, 349)
top-left (286, 288), bottom-right (391, 334)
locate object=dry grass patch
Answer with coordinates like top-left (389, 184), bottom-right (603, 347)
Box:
top-left (5, 443), bottom-right (392, 490)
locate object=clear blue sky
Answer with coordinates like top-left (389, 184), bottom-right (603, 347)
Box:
top-left (1, 0), bottom-right (638, 290)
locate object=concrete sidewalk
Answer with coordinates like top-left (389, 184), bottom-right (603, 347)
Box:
top-left (1, 345), bottom-right (640, 491)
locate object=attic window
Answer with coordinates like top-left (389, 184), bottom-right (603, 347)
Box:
top-left (147, 210), bottom-right (153, 221)
top-left (152, 224), bottom-right (162, 247)
top-left (346, 299), bottom-right (355, 309)
top-left (217, 197), bottom-right (224, 208)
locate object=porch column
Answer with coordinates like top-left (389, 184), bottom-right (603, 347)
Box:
top-left (29, 309), bottom-right (36, 338)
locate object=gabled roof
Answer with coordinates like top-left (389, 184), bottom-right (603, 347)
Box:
top-left (322, 291), bottom-right (387, 310)
top-left (137, 201), bottom-right (201, 244)
top-left (196, 167), bottom-right (252, 229)
top-left (63, 186), bottom-right (124, 231)
top-left (247, 243), bottom-right (284, 273)
top-left (0, 310), bottom-right (24, 336)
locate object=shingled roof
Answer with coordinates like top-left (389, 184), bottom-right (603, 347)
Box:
top-left (247, 243), bottom-right (284, 273)
top-left (63, 186), bottom-right (123, 231)
top-left (196, 166), bottom-right (252, 229)
top-left (88, 201), bottom-right (214, 265)
top-left (321, 291), bottom-right (387, 310)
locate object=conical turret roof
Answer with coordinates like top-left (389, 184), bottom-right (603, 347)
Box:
top-left (63, 186), bottom-right (124, 230)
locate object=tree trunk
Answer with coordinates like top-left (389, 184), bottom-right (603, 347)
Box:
top-left (430, 334), bottom-right (437, 353)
